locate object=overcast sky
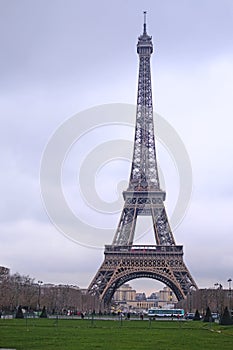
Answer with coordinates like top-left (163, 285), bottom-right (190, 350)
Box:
top-left (1, 0), bottom-right (233, 295)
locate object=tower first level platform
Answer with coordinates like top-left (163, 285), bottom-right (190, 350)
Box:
top-left (88, 245), bottom-right (197, 305)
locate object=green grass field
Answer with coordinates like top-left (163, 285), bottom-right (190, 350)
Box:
top-left (0, 318), bottom-right (233, 350)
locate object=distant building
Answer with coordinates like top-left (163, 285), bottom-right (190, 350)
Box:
top-left (42, 283), bottom-right (56, 288)
top-left (112, 284), bottom-right (179, 312)
top-left (148, 292), bottom-right (159, 300)
top-left (127, 299), bottom-right (157, 311)
top-left (158, 287), bottom-right (178, 308)
top-left (135, 292), bottom-right (147, 301)
top-left (0, 266), bottom-right (10, 279)
top-left (113, 284), bottom-right (136, 302)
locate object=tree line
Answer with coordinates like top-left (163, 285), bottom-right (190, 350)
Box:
top-left (0, 269), bottom-right (99, 314)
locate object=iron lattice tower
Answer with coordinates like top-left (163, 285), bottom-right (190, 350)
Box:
top-left (88, 13), bottom-right (198, 305)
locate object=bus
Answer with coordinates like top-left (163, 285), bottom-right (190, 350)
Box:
top-left (147, 308), bottom-right (185, 319)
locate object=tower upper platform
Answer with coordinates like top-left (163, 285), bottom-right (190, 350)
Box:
top-left (137, 11), bottom-right (153, 55)
top-left (128, 11), bottom-right (160, 192)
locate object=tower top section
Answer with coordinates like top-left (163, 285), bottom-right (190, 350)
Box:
top-left (143, 11), bottom-right (147, 34)
top-left (137, 11), bottom-right (153, 55)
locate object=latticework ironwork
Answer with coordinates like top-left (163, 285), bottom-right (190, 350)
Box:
top-left (88, 13), bottom-right (197, 305)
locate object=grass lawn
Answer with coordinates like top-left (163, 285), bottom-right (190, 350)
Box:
top-left (0, 318), bottom-right (233, 350)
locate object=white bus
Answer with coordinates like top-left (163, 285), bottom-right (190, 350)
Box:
top-left (147, 308), bottom-right (185, 319)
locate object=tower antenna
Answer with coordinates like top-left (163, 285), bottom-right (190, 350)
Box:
top-left (143, 11), bottom-right (147, 34)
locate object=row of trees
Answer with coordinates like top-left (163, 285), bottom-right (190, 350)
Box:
top-left (177, 288), bottom-right (232, 316)
top-left (0, 272), bottom-right (37, 311)
top-left (194, 306), bottom-right (233, 325)
top-left (0, 269), bottom-right (99, 314)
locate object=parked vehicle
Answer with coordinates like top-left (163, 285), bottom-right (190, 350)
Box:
top-left (185, 312), bottom-right (195, 319)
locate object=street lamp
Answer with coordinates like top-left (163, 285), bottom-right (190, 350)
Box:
top-left (214, 283), bottom-right (218, 314)
top-left (227, 278), bottom-right (232, 310)
top-left (37, 280), bottom-right (43, 310)
top-left (214, 283), bottom-right (223, 317)
top-left (214, 283), bottom-right (221, 316)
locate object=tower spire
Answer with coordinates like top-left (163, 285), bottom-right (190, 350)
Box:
top-left (143, 11), bottom-right (147, 34)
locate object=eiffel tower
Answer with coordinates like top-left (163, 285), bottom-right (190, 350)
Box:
top-left (88, 13), bottom-right (198, 305)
